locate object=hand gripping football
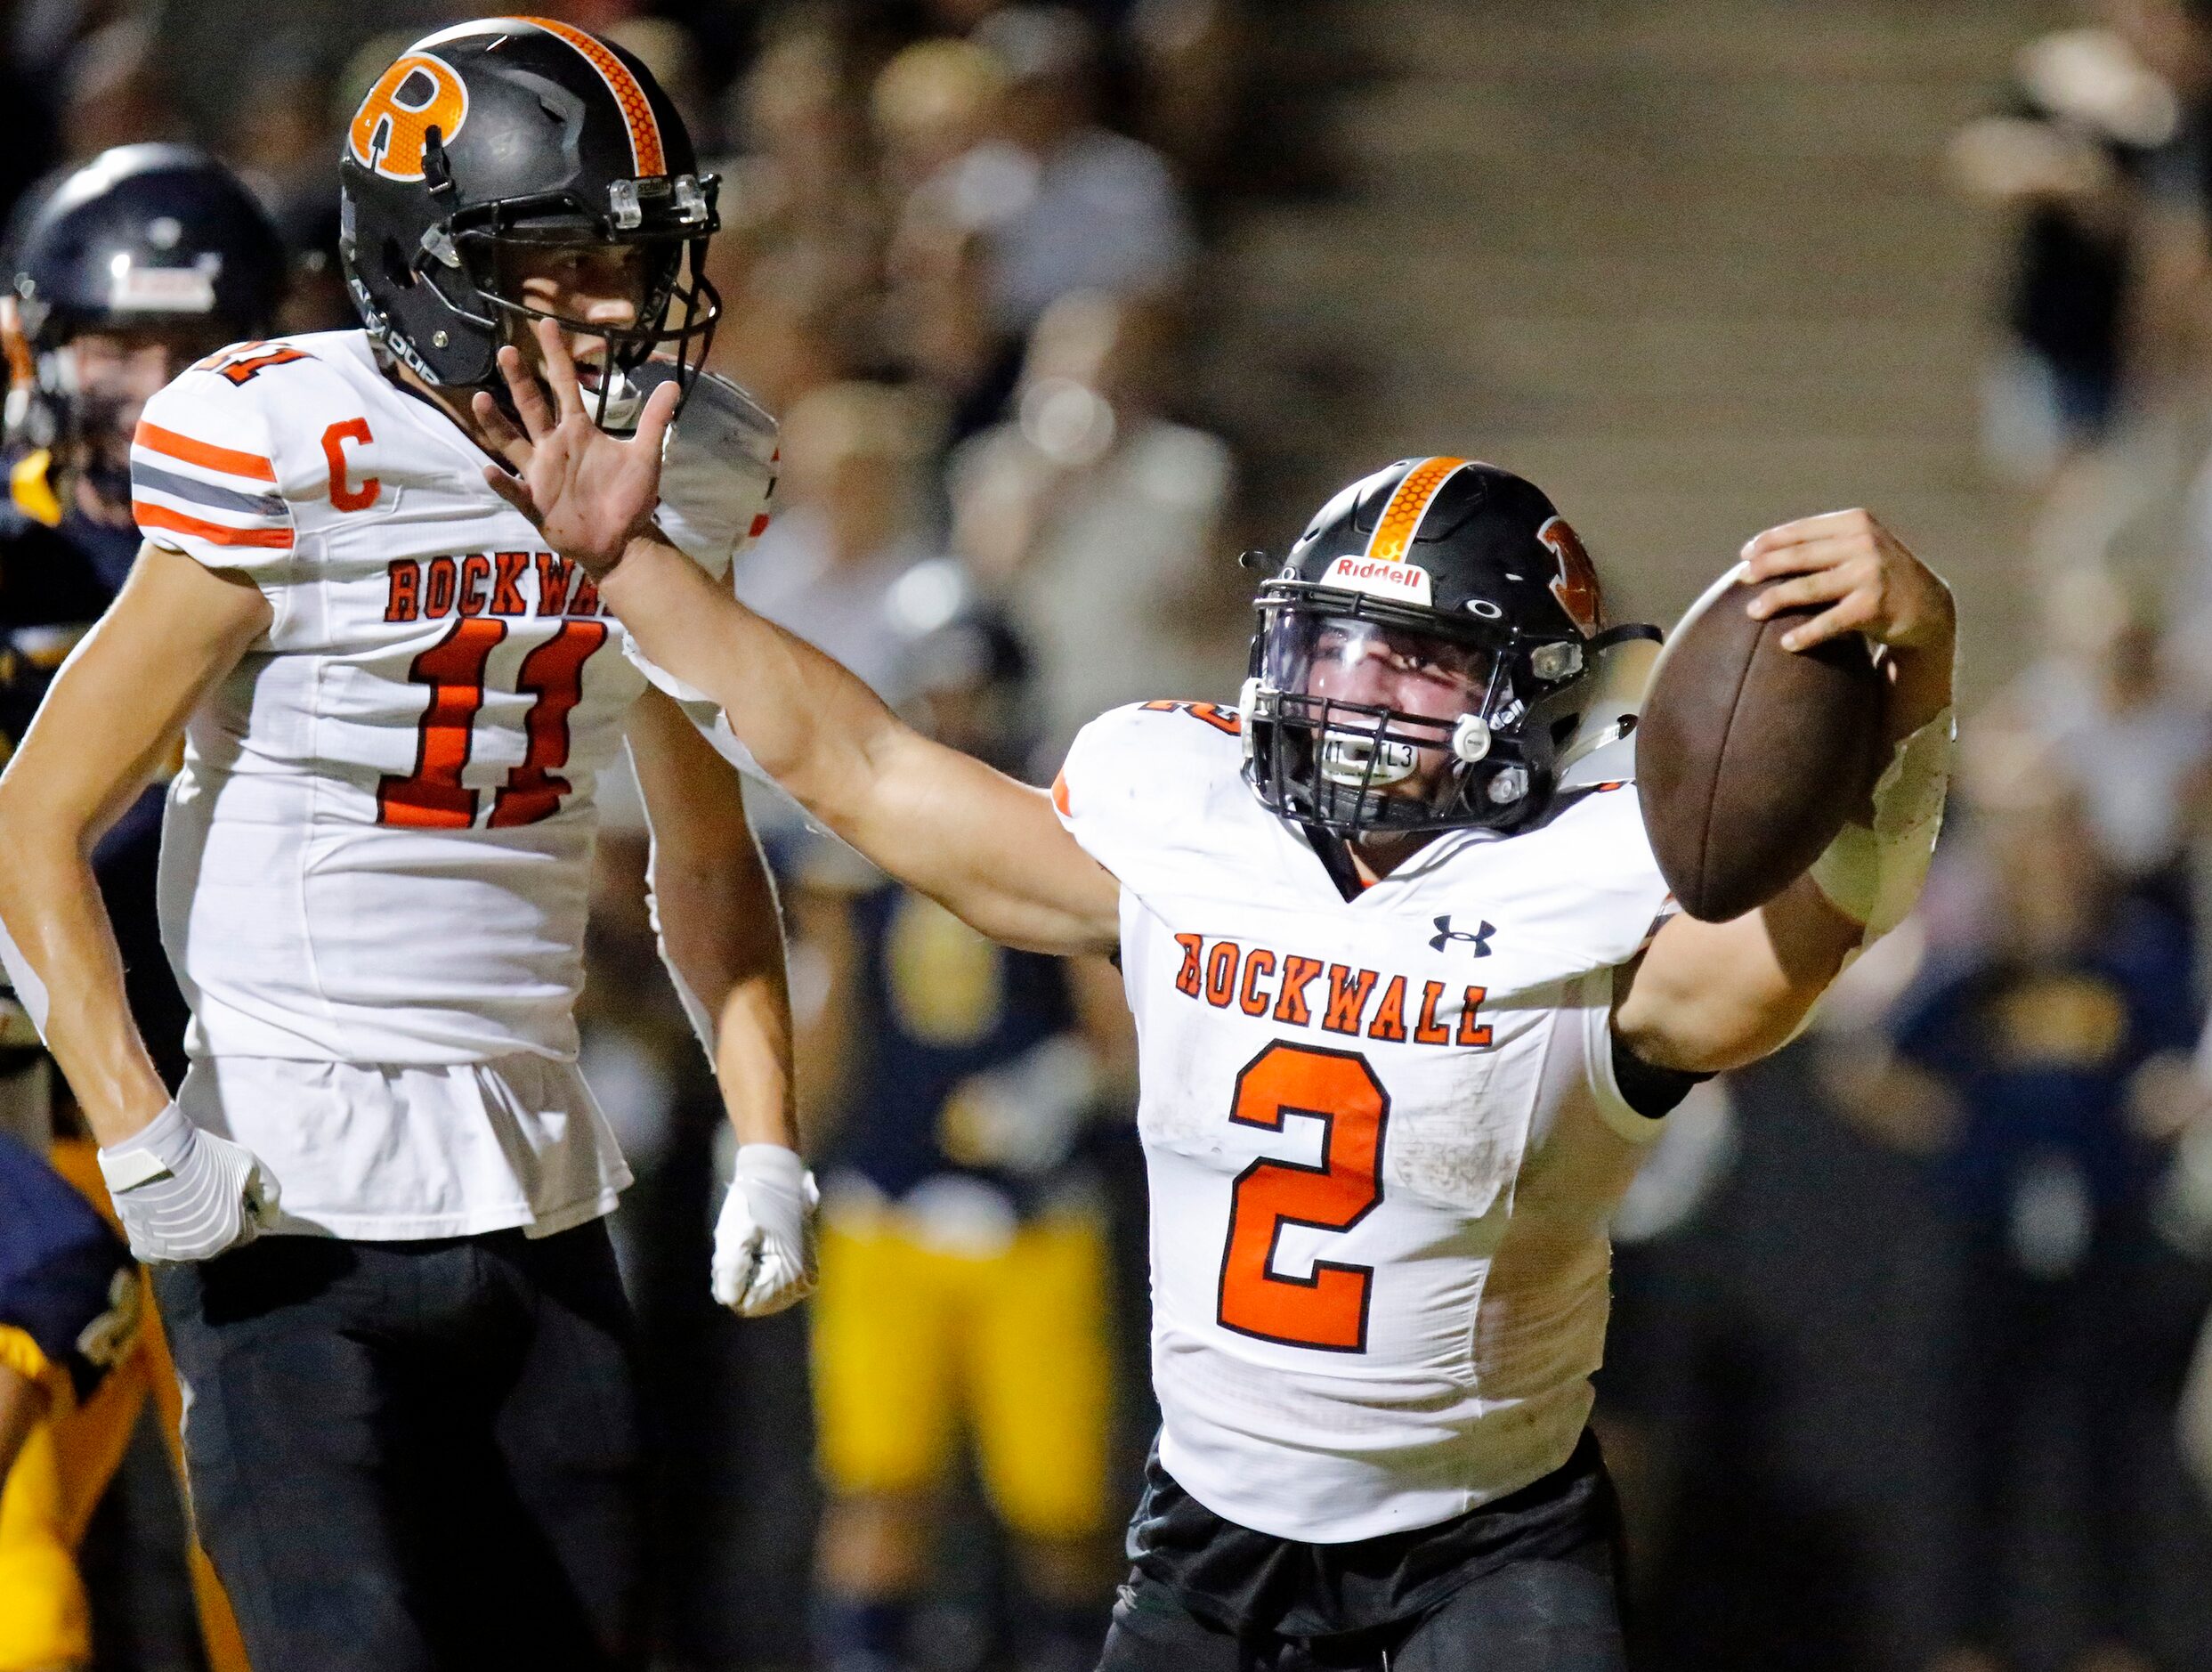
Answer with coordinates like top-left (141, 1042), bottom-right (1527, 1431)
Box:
top-left (1634, 562), bottom-right (1884, 921)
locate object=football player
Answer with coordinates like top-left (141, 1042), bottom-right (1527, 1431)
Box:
top-left (0, 20), bottom-right (806, 1672)
top-left (0, 1128), bottom-right (142, 1672)
top-left (484, 348), bottom-right (1958, 1671)
top-left (0, 142), bottom-right (279, 1672)
top-left (1, 143), bottom-right (288, 1090)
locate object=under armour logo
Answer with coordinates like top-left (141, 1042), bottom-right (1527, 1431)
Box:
top-left (1429, 915), bottom-right (1494, 956)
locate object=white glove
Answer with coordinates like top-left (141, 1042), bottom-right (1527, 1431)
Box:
top-left (711, 1144), bottom-right (818, 1317)
top-left (95, 1102), bottom-right (280, 1265)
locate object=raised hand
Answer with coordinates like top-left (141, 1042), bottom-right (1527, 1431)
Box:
top-left (1739, 508), bottom-right (1955, 656)
top-left (473, 316), bottom-right (680, 576)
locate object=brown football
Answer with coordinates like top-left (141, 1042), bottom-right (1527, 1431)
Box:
top-left (1634, 563), bottom-right (1884, 922)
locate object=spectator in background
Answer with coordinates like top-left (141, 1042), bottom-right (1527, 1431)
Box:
top-left (1124, 0), bottom-right (1246, 195)
top-left (954, 5), bottom-right (1195, 333)
top-left (55, 16), bottom-right (175, 161)
top-left (874, 36), bottom-right (1009, 201)
top-left (222, 42), bottom-right (333, 217)
top-left (709, 28), bottom-right (885, 408)
top-left (951, 288), bottom-right (1235, 759)
top-left (874, 37), bottom-right (1018, 434)
top-left (791, 590), bottom-right (1125, 1672)
top-left (2114, 0), bottom-right (2212, 405)
top-left (881, 8), bottom-right (1196, 439)
top-left (1888, 774), bottom-right (2200, 1672)
top-left (1995, 568), bottom-right (2212, 941)
top-left (733, 381), bottom-right (943, 700)
top-left (1949, 12), bottom-right (2176, 484)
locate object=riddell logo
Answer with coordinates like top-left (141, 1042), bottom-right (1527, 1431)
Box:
top-left (1323, 555), bottom-right (1433, 605)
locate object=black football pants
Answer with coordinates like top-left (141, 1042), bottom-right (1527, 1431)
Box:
top-left (153, 1221), bottom-right (646, 1672)
top-left (1100, 1555), bottom-right (1627, 1672)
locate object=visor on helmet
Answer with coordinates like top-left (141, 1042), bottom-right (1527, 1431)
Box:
top-left (1251, 603), bottom-right (1536, 835)
top-left (1263, 613), bottom-right (1495, 787)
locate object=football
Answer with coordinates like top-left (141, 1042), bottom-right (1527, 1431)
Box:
top-left (1634, 562), bottom-right (1885, 922)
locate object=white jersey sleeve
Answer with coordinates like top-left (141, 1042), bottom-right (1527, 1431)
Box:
top-left (130, 347), bottom-right (304, 586)
top-left (1053, 700), bottom-right (1252, 903)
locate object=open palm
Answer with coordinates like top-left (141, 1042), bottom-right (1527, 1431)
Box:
top-left (474, 317), bottom-right (680, 576)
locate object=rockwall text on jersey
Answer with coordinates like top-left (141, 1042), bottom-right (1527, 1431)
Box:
top-left (1054, 702), bottom-right (1672, 1543)
top-left (134, 330), bottom-right (696, 1064)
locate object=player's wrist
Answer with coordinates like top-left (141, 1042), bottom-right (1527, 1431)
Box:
top-left (733, 1142), bottom-right (807, 1187)
top-left (80, 1073), bottom-right (182, 1152)
top-left (616, 523), bottom-right (674, 573)
top-left (95, 1100), bottom-right (199, 1184)
top-left (1808, 705), bottom-right (1952, 938)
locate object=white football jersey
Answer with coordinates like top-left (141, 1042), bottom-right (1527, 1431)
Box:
top-left (132, 329), bottom-right (736, 1065)
top-left (1054, 702), bottom-right (1673, 1543)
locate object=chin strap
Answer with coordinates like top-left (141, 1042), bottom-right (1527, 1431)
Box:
top-left (1809, 706), bottom-right (1955, 944)
top-left (1300, 822), bottom-right (1369, 902)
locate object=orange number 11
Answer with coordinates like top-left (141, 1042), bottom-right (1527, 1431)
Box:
top-left (377, 618), bottom-right (608, 829)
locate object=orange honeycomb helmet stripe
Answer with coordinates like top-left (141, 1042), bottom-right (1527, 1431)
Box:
top-left (515, 15), bottom-right (667, 177)
top-left (1363, 456), bottom-right (1468, 564)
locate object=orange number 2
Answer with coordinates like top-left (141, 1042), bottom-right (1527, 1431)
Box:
top-left (1218, 1042), bottom-right (1390, 1352)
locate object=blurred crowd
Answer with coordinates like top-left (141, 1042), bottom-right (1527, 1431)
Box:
top-left (1578, 4), bottom-right (2212, 1669)
top-left (32, 2), bottom-right (2212, 1671)
top-left (0, 1), bottom-right (1269, 1669)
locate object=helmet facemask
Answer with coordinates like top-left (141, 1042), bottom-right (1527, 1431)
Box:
top-left (1246, 588), bottom-right (1588, 838)
top-left (466, 208), bottom-right (719, 434)
top-left (348, 146), bottom-right (722, 434)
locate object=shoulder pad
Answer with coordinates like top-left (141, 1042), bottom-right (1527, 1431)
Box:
top-left (652, 368), bottom-right (779, 580)
top-left (130, 352), bottom-right (303, 570)
top-left (1052, 700), bottom-right (1245, 886)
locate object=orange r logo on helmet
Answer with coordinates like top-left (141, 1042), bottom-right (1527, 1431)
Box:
top-left (1537, 515), bottom-right (1601, 637)
top-left (347, 53), bottom-right (470, 182)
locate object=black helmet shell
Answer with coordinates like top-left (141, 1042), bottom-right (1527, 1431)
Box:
top-left (337, 16), bottom-right (719, 413)
top-left (1277, 457), bottom-right (1603, 645)
top-left (1245, 457), bottom-right (1649, 839)
top-left (6, 142), bottom-right (283, 350)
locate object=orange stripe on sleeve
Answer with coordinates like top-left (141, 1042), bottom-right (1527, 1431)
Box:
top-left (134, 501), bottom-right (295, 549)
top-left (1052, 772), bottom-right (1073, 817)
top-left (133, 421), bottom-right (277, 483)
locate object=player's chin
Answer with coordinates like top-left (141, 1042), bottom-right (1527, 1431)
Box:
top-left (1313, 762), bottom-right (1451, 827)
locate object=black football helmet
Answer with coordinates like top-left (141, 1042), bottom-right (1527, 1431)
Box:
top-left (4, 144), bottom-right (284, 509)
top-left (1244, 457), bottom-right (1660, 838)
top-left (338, 16), bottom-right (719, 431)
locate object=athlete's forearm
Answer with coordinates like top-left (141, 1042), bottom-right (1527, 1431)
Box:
top-left (1615, 874), bottom-right (1859, 1075)
top-left (0, 546), bottom-right (269, 1145)
top-left (716, 970), bottom-right (798, 1149)
top-left (629, 686), bottom-right (801, 1152)
top-left (603, 534), bottom-right (1122, 956)
top-left (652, 838), bottom-right (798, 1151)
top-left (1879, 613), bottom-right (1954, 747)
top-left (0, 816), bottom-right (172, 1143)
